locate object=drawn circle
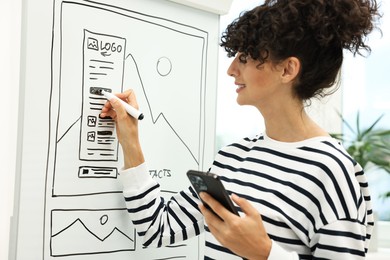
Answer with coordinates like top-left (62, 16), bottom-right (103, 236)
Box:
top-left (156, 56), bottom-right (172, 76)
top-left (100, 214), bottom-right (108, 225)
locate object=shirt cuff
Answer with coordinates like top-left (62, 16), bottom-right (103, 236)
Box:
top-left (268, 240), bottom-right (299, 260)
top-left (118, 162), bottom-right (154, 191)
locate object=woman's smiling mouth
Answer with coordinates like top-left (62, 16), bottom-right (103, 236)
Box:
top-left (236, 83), bottom-right (246, 93)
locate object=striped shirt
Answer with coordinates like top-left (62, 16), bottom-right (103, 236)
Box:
top-left (120, 134), bottom-right (374, 259)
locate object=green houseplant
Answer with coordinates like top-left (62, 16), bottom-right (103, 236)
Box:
top-left (331, 111), bottom-right (390, 197)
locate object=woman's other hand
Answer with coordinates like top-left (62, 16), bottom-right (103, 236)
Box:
top-left (199, 193), bottom-right (272, 260)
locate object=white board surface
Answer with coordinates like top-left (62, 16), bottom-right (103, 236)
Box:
top-left (168, 0), bottom-right (233, 14)
top-left (12, 0), bottom-right (220, 259)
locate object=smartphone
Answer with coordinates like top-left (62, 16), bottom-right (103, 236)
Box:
top-left (187, 170), bottom-right (239, 216)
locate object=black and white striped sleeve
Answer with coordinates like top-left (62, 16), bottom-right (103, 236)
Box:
top-left (311, 219), bottom-right (368, 258)
top-left (118, 163), bottom-right (204, 247)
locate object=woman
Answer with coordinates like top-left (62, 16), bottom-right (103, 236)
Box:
top-left (100, 0), bottom-right (381, 259)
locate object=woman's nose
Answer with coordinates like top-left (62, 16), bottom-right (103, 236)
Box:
top-left (227, 56), bottom-right (239, 77)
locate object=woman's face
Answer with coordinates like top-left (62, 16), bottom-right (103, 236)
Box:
top-left (227, 54), bottom-right (286, 109)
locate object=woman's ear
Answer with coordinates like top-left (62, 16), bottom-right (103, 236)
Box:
top-left (281, 57), bottom-right (300, 83)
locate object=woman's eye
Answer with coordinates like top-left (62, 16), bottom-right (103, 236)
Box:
top-left (238, 54), bottom-right (248, 63)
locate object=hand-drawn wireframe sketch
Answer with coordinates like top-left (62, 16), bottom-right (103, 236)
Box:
top-left (51, 209), bottom-right (136, 257)
top-left (44, 0), bottom-right (214, 258)
top-left (80, 30), bottom-right (125, 163)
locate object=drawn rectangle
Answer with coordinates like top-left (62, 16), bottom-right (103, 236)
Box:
top-left (78, 166), bottom-right (118, 178)
top-left (50, 208), bottom-right (136, 257)
top-left (80, 30), bottom-right (126, 161)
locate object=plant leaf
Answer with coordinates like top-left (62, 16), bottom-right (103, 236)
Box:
top-left (360, 114), bottom-right (385, 138)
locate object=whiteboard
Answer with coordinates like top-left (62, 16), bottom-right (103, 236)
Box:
top-left (12, 0), bottom-right (220, 259)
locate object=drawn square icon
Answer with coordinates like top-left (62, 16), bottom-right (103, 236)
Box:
top-left (87, 37), bottom-right (98, 51)
top-left (87, 116), bottom-right (97, 127)
top-left (87, 131), bottom-right (96, 142)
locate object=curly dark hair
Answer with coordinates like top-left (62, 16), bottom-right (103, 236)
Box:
top-left (220, 0), bottom-right (381, 100)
